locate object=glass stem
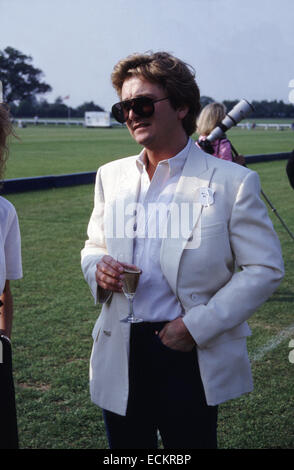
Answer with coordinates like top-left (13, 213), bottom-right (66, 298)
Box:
top-left (129, 297), bottom-right (134, 318)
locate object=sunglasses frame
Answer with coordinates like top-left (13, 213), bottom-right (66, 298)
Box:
top-left (111, 96), bottom-right (169, 124)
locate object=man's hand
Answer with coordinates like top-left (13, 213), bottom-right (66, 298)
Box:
top-left (96, 255), bottom-right (123, 293)
top-left (95, 255), bottom-right (139, 293)
top-left (158, 317), bottom-right (196, 352)
top-left (0, 281), bottom-right (13, 339)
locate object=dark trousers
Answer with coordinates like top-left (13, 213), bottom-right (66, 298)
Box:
top-left (103, 321), bottom-right (217, 449)
top-left (0, 336), bottom-right (19, 449)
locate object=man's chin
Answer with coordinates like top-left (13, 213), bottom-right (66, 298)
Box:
top-left (133, 133), bottom-right (153, 148)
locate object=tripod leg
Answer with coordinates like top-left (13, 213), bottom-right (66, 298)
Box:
top-left (261, 190), bottom-right (294, 241)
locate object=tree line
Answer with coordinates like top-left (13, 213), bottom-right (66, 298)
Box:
top-left (1, 47), bottom-right (294, 119)
top-left (10, 96), bottom-right (294, 120)
top-left (201, 97), bottom-right (294, 119)
top-left (0, 47), bottom-right (104, 118)
top-left (9, 96), bottom-right (104, 119)
top-left (225, 99), bottom-right (294, 119)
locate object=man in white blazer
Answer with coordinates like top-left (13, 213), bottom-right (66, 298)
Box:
top-left (81, 52), bottom-right (284, 449)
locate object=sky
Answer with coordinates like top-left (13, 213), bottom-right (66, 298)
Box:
top-left (1, 0), bottom-right (294, 111)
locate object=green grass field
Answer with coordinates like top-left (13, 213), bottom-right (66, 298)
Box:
top-left (2, 125), bottom-right (294, 449)
top-left (5, 124), bottom-right (294, 179)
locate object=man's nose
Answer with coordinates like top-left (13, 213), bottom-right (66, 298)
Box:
top-left (128, 107), bottom-right (139, 120)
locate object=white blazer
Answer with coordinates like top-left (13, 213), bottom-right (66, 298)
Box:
top-left (81, 143), bottom-right (284, 416)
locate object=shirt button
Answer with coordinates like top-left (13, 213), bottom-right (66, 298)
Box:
top-left (133, 223), bottom-right (137, 231)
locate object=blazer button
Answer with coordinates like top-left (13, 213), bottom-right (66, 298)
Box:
top-left (191, 293), bottom-right (198, 302)
top-left (187, 234), bottom-right (193, 242)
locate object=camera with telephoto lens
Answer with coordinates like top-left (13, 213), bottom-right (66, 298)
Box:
top-left (198, 99), bottom-right (254, 154)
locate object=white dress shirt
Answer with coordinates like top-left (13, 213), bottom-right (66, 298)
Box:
top-left (132, 138), bottom-right (193, 322)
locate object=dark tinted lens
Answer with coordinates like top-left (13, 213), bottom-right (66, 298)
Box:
top-left (112, 97), bottom-right (155, 123)
top-left (132, 97), bottom-right (154, 118)
top-left (111, 103), bottom-right (126, 123)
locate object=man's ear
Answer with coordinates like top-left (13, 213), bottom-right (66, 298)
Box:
top-left (177, 105), bottom-right (189, 121)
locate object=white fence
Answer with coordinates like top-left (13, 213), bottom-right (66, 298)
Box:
top-left (238, 122), bottom-right (294, 130)
top-left (14, 118), bottom-right (84, 127)
top-left (13, 118), bottom-right (122, 128)
top-left (14, 119), bottom-right (293, 130)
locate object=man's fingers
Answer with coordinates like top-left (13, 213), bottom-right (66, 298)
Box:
top-left (98, 277), bottom-right (122, 293)
top-left (96, 256), bottom-right (124, 291)
top-left (158, 325), bottom-right (166, 340)
top-left (95, 255), bottom-right (142, 292)
top-left (101, 255), bottom-right (124, 273)
top-left (96, 267), bottom-right (123, 284)
top-left (98, 263), bottom-right (121, 280)
top-left (156, 318), bottom-right (196, 352)
top-left (96, 272), bottom-right (123, 292)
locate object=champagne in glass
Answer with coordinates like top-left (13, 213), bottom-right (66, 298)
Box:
top-left (121, 267), bottom-right (143, 323)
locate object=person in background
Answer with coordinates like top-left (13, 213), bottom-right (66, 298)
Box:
top-left (0, 97), bottom-right (23, 449)
top-left (196, 102), bottom-right (245, 165)
top-left (286, 149), bottom-right (294, 189)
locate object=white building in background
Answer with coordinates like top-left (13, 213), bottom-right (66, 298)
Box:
top-left (84, 111), bottom-right (111, 128)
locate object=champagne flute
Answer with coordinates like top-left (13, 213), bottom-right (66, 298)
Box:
top-left (117, 255), bottom-right (143, 323)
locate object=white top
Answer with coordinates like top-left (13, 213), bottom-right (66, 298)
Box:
top-left (132, 138), bottom-right (192, 322)
top-left (0, 196), bottom-right (23, 295)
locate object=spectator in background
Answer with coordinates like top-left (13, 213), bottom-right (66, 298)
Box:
top-left (0, 99), bottom-right (23, 449)
top-left (286, 150), bottom-right (294, 189)
top-left (196, 102), bottom-right (245, 165)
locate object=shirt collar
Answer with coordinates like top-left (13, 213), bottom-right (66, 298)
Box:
top-left (136, 137), bottom-right (193, 177)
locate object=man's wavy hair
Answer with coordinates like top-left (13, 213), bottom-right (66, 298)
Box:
top-left (0, 104), bottom-right (13, 180)
top-left (111, 51), bottom-right (201, 136)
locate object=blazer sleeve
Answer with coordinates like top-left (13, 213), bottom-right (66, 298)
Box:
top-left (81, 167), bottom-right (112, 304)
top-left (183, 170), bottom-right (284, 348)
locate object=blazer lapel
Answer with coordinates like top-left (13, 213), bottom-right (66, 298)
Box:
top-left (105, 157), bottom-right (142, 323)
top-left (106, 156), bottom-right (141, 264)
top-left (160, 144), bottom-right (215, 295)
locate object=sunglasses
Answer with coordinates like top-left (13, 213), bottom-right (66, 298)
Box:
top-left (111, 96), bottom-right (169, 124)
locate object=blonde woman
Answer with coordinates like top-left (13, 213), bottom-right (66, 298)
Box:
top-left (196, 102), bottom-right (233, 161)
top-left (0, 88), bottom-right (22, 449)
top-left (196, 102), bottom-right (245, 165)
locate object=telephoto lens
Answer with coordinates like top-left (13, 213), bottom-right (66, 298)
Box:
top-left (206, 99), bottom-right (254, 143)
